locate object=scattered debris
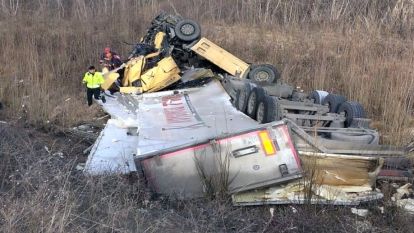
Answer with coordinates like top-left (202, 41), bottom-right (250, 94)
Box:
top-left (77, 124), bottom-right (91, 131)
top-left (65, 125), bottom-right (98, 144)
top-left (396, 199), bottom-right (414, 215)
top-left (392, 183), bottom-right (413, 201)
top-left (96, 114), bottom-right (110, 120)
top-left (76, 163), bottom-right (85, 171)
top-left (44, 146), bottom-right (50, 154)
top-left (52, 152), bottom-right (64, 158)
top-left (351, 208), bottom-right (369, 217)
top-left (269, 208), bottom-right (274, 217)
top-left (83, 145), bottom-right (93, 155)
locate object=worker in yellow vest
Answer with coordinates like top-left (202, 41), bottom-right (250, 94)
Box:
top-left (82, 66), bottom-right (106, 106)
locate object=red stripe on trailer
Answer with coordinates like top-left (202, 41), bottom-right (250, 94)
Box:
top-left (282, 125), bottom-right (302, 169)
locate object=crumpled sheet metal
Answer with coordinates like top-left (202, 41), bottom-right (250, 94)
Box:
top-left (299, 152), bottom-right (384, 187)
top-left (84, 119), bottom-right (138, 175)
top-left (233, 152), bottom-right (384, 206)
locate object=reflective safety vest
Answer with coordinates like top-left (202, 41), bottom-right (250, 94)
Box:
top-left (82, 72), bottom-right (104, 89)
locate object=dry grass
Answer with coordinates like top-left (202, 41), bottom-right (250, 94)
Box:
top-left (1, 123), bottom-right (413, 232)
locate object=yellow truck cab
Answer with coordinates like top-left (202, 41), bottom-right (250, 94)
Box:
top-left (101, 14), bottom-right (280, 94)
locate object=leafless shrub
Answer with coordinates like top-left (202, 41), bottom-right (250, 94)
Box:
top-left (195, 140), bottom-right (233, 199)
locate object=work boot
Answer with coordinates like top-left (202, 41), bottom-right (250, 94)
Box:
top-left (101, 95), bottom-right (106, 103)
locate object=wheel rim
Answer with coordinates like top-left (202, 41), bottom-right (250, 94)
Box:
top-left (255, 71), bottom-right (270, 82)
top-left (180, 24), bottom-right (195, 35)
top-left (238, 91), bottom-right (246, 110)
top-left (257, 102), bottom-right (265, 123)
top-left (247, 92), bottom-right (256, 115)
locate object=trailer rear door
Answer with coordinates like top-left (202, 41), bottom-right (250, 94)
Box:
top-left (141, 122), bottom-right (302, 198)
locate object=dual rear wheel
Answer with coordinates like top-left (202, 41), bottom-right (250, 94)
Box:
top-left (235, 85), bottom-right (281, 124)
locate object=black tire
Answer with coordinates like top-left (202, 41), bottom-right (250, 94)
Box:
top-left (264, 64), bottom-right (281, 83)
top-left (337, 101), bottom-right (366, 127)
top-left (309, 90), bottom-right (329, 104)
top-left (236, 83), bottom-right (252, 113)
top-left (322, 94), bottom-right (347, 113)
top-left (248, 65), bottom-right (277, 84)
top-left (233, 90), bottom-right (241, 106)
top-left (256, 96), bottom-right (283, 124)
top-left (174, 19), bottom-right (201, 42)
top-left (246, 86), bottom-right (266, 119)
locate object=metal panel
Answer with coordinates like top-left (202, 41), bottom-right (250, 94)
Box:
top-left (140, 123), bottom-right (302, 199)
top-left (191, 37), bottom-right (250, 78)
top-left (84, 119), bottom-right (138, 175)
top-left (135, 80), bottom-right (260, 159)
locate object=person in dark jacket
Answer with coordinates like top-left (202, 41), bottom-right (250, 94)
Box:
top-left (99, 47), bottom-right (122, 70)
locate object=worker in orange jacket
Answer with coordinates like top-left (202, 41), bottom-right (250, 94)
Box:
top-left (99, 47), bottom-right (122, 71)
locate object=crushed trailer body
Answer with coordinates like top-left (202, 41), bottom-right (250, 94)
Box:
top-left (134, 80), bottom-right (302, 198)
top-left (135, 80), bottom-right (259, 156)
top-left (84, 79), bottom-right (407, 202)
top-left (140, 122), bottom-right (302, 199)
top-left (233, 152), bottom-right (384, 206)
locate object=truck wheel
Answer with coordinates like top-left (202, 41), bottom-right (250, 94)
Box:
top-left (256, 96), bottom-right (283, 124)
top-left (322, 94), bottom-right (346, 113)
top-left (236, 83), bottom-right (252, 113)
top-left (174, 19), bottom-right (201, 42)
top-left (309, 90), bottom-right (329, 104)
top-left (248, 65), bottom-right (277, 84)
top-left (337, 101), bottom-right (366, 127)
top-left (246, 86), bottom-right (266, 119)
top-left (264, 64), bottom-right (281, 83)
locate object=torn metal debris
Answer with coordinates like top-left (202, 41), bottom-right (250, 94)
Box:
top-left (232, 152), bottom-right (384, 206)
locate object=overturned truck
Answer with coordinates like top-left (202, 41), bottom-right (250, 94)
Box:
top-left (85, 13), bottom-right (412, 204)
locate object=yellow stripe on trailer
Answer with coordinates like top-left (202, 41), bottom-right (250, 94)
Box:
top-left (258, 130), bottom-right (276, 156)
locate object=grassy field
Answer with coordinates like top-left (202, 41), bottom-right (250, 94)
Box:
top-left (0, 0), bottom-right (414, 232)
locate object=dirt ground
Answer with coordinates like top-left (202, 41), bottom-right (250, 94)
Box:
top-left (0, 122), bottom-right (413, 233)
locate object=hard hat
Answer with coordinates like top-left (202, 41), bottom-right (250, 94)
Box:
top-left (104, 47), bottom-right (111, 53)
